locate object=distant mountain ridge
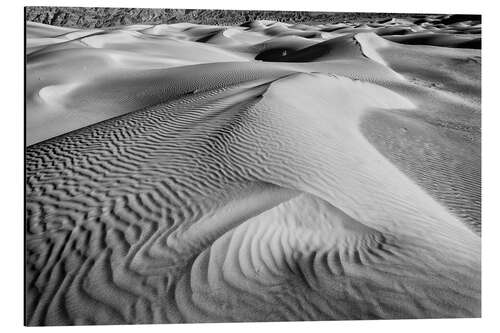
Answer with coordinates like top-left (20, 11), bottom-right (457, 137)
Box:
top-left (25, 6), bottom-right (434, 28)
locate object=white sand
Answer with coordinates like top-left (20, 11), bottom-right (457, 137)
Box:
top-left (26, 17), bottom-right (481, 325)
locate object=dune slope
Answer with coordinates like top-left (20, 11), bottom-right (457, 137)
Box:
top-left (26, 17), bottom-right (481, 325)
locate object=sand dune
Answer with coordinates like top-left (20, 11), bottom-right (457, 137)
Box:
top-left (25, 15), bottom-right (481, 325)
top-left (383, 32), bottom-right (481, 49)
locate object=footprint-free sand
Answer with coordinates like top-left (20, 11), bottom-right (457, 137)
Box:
top-left (26, 15), bottom-right (481, 325)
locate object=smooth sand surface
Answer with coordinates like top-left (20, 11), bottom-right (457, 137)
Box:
top-left (26, 16), bottom-right (481, 325)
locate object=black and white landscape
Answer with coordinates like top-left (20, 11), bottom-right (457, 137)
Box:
top-left (25, 7), bottom-right (481, 326)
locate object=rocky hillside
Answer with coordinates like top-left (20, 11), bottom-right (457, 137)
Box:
top-left (25, 6), bottom-right (425, 28)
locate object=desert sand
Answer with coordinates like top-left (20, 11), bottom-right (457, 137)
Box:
top-left (25, 14), bottom-right (481, 325)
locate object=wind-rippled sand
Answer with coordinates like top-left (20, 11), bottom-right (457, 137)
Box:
top-left (25, 15), bottom-right (481, 325)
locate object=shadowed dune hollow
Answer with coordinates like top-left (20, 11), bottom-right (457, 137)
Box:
top-left (26, 14), bottom-right (481, 325)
